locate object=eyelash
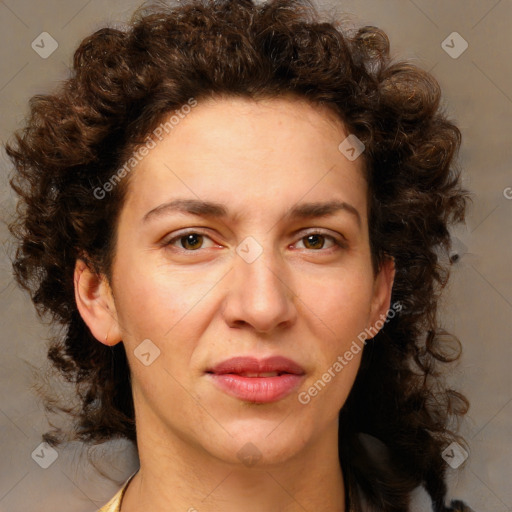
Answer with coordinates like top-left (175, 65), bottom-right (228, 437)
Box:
top-left (162, 229), bottom-right (348, 253)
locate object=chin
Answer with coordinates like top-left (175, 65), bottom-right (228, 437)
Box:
top-left (204, 421), bottom-right (311, 468)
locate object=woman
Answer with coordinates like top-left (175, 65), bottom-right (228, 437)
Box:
top-left (6, 0), bottom-right (474, 510)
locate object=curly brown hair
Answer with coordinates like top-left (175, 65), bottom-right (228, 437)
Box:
top-left (5, 0), bottom-right (472, 511)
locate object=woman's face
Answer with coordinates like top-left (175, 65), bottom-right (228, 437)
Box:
top-left (81, 96), bottom-right (394, 466)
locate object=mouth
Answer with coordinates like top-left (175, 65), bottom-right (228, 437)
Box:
top-left (205, 356), bottom-right (305, 403)
top-left (229, 371), bottom-right (287, 377)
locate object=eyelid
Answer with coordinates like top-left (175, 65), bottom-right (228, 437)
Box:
top-left (162, 228), bottom-right (219, 250)
top-left (294, 228), bottom-right (348, 249)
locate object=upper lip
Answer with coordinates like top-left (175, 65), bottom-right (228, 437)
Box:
top-left (207, 356), bottom-right (305, 376)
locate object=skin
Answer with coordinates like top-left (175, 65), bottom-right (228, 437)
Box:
top-left (75, 95), bottom-right (395, 512)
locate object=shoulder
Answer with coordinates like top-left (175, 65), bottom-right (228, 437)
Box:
top-left (97, 487), bottom-right (123, 512)
top-left (97, 472), bottom-right (137, 512)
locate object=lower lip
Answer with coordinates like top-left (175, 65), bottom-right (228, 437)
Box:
top-left (207, 373), bottom-right (304, 403)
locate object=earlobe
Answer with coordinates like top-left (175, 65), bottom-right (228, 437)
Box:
top-left (74, 259), bottom-right (122, 346)
top-left (368, 256), bottom-right (396, 334)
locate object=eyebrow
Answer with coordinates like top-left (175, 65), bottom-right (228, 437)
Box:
top-left (142, 198), bottom-right (361, 228)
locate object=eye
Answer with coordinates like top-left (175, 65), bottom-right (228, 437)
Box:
top-left (294, 231), bottom-right (346, 251)
top-left (162, 229), bottom-right (347, 253)
top-left (163, 231), bottom-right (217, 251)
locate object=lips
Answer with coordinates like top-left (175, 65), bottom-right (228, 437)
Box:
top-left (207, 356), bottom-right (305, 376)
top-left (206, 356), bottom-right (305, 403)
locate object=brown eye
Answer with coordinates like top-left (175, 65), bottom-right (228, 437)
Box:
top-left (296, 232), bottom-right (343, 251)
top-left (164, 232), bottom-right (212, 251)
top-left (302, 234), bottom-right (327, 250)
top-left (179, 233), bottom-right (204, 250)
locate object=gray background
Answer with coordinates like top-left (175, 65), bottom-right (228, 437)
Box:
top-left (0, 0), bottom-right (511, 510)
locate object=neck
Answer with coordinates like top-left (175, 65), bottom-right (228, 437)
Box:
top-left (121, 412), bottom-right (346, 512)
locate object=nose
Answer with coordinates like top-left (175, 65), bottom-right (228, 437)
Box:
top-left (221, 241), bottom-right (297, 334)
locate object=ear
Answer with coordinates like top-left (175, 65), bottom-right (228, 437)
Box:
top-left (74, 259), bottom-right (122, 346)
top-left (368, 256), bottom-right (396, 336)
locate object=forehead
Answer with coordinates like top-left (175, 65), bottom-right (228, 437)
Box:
top-left (163, 95), bottom-right (350, 155)
top-left (122, 95), bottom-right (368, 222)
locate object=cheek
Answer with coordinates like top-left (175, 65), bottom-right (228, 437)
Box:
top-left (298, 269), bottom-right (374, 342)
top-left (113, 274), bottom-right (170, 339)
top-left (113, 260), bottom-right (213, 340)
